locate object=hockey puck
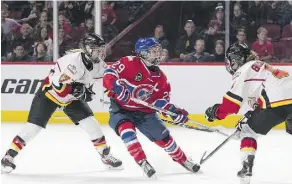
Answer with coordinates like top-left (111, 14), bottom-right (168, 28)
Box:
top-left (193, 164), bottom-right (201, 172)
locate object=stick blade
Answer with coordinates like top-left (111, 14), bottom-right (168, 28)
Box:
top-left (199, 151), bottom-right (207, 165)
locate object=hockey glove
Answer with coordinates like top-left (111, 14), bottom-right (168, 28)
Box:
top-left (107, 79), bottom-right (131, 104)
top-left (235, 111), bottom-right (253, 132)
top-left (71, 83), bottom-right (95, 102)
top-left (167, 104), bottom-right (189, 125)
top-left (205, 104), bottom-right (220, 122)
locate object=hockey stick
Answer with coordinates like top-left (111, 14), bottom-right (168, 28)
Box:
top-left (130, 97), bottom-right (231, 137)
top-left (100, 99), bottom-right (212, 132)
top-left (161, 119), bottom-right (213, 132)
top-left (100, 97), bottom-right (230, 137)
top-left (199, 111), bottom-right (253, 165)
top-left (199, 130), bottom-right (239, 165)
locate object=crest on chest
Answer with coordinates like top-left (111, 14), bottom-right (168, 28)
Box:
top-left (133, 83), bottom-right (159, 101)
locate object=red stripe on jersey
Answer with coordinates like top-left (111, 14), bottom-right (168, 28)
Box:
top-left (216, 96), bottom-right (241, 120)
top-left (244, 78), bottom-right (265, 82)
top-left (52, 84), bottom-right (72, 97)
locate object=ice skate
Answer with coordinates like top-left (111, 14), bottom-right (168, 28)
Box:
top-left (100, 147), bottom-right (123, 170)
top-left (1, 149), bottom-right (17, 174)
top-left (138, 159), bottom-right (156, 178)
top-left (180, 157), bottom-right (200, 173)
top-left (237, 155), bottom-right (255, 184)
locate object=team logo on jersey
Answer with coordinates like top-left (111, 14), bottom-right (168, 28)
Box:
top-left (135, 73), bottom-right (143, 81)
top-left (67, 64), bottom-right (77, 75)
top-left (59, 74), bottom-right (71, 83)
top-left (132, 83), bottom-right (159, 101)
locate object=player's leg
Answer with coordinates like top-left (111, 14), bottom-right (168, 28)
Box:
top-left (1, 89), bottom-right (58, 173)
top-left (137, 113), bottom-right (200, 173)
top-left (237, 105), bottom-right (291, 183)
top-left (63, 100), bottom-right (122, 169)
top-left (109, 111), bottom-right (153, 176)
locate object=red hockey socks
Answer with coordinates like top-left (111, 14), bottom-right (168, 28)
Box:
top-left (7, 135), bottom-right (26, 158)
top-left (240, 137), bottom-right (257, 161)
top-left (118, 122), bottom-right (146, 163)
top-left (155, 135), bottom-right (187, 164)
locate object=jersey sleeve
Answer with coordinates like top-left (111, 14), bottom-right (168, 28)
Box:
top-left (216, 61), bottom-right (265, 120)
top-left (46, 53), bottom-right (85, 97)
top-left (103, 56), bottom-right (131, 91)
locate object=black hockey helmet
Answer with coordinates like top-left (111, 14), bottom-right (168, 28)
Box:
top-left (80, 33), bottom-right (106, 63)
top-left (225, 43), bottom-right (251, 75)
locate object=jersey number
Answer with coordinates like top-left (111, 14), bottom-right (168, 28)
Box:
top-left (111, 61), bottom-right (125, 73)
top-left (251, 62), bottom-right (289, 79)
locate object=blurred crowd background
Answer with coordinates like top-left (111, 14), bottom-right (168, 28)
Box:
top-left (1, 1), bottom-right (292, 63)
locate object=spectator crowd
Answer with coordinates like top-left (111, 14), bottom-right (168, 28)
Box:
top-left (1, 1), bottom-right (292, 62)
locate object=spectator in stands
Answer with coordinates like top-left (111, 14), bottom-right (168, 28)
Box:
top-left (31, 42), bottom-right (52, 62)
top-left (184, 39), bottom-right (213, 62)
top-left (59, 1), bottom-right (81, 26)
top-left (35, 27), bottom-right (53, 57)
top-left (101, 1), bottom-right (118, 42)
top-left (248, 1), bottom-right (268, 27)
top-left (33, 11), bottom-right (53, 39)
top-left (153, 25), bottom-right (169, 50)
top-left (267, 1), bottom-right (292, 27)
top-left (80, 18), bottom-right (95, 38)
top-left (58, 27), bottom-right (73, 57)
top-left (230, 3), bottom-right (248, 43)
top-left (175, 20), bottom-right (202, 60)
top-left (12, 23), bottom-right (35, 56)
top-left (162, 49), bottom-right (169, 62)
top-left (1, 3), bottom-right (21, 38)
top-left (80, 1), bottom-right (94, 20)
top-left (211, 40), bottom-right (225, 62)
top-left (59, 12), bottom-right (71, 34)
top-left (252, 27), bottom-right (274, 62)
top-left (234, 28), bottom-right (249, 46)
top-left (203, 20), bottom-right (225, 53)
top-left (6, 43), bottom-right (31, 61)
top-left (213, 3), bottom-right (225, 33)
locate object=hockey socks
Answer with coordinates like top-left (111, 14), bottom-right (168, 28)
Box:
top-left (155, 135), bottom-right (187, 164)
top-left (92, 136), bottom-right (107, 154)
top-left (118, 122), bottom-right (146, 163)
top-left (7, 136), bottom-right (26, 158)
top-left (240, 137), bottom-right (257, 161)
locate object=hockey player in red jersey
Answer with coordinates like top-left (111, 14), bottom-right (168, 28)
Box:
top-left (1, 34), bottom-right (122, 173)
top-left (205, 43), bottom-right (292, 184)
top-left (103, 37), bottom-right (200, 177)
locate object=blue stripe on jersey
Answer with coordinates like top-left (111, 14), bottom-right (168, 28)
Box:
top-left (104, 68), bottom-right (117, 75)
top-left (153, 99), bottom-right (168, 108)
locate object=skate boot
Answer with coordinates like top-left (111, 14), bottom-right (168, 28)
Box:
top-left (1, 149), bottom-right (17, 174)
top-left (237, 155), bottom-right (255, 184)
top-left (100, 147), bottom-right (123, 169)
top-left (138, 159), bottom-right (156, 178)
top-left (180, 157), bottom-right (200, 173)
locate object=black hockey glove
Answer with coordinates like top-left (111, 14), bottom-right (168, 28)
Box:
top-left (71, 83), bottom-right (95, 102)
top-left (235, 111), bottom-right (253, 131)
top-left (205, 104), bottom-right (220, 122)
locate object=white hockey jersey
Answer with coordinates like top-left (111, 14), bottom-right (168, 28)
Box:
top-left (42, 50), bottom-right (106, 106)
top-left (229, 60), bottom-right (292, 109)
top-left (216, 60), bottom-right (292, 120)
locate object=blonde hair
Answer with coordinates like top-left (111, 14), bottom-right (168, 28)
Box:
top-left (257, 27), bottom-right (268, 35)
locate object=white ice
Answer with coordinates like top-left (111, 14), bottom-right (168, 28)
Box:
top-left (1, 123), bottom-right (292, 184)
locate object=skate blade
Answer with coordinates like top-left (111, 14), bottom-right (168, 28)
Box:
top-left (144, 172), bottom-right (157, 180)
top-left (1, 166), bottom-right (14, 174)
top-left (239, 176), bottom-right (251, 184)
top-left (103, 164), bottom-right (124, 171)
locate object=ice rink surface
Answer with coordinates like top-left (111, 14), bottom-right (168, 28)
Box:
top-left (1, 123), bottom-right (292, 184)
